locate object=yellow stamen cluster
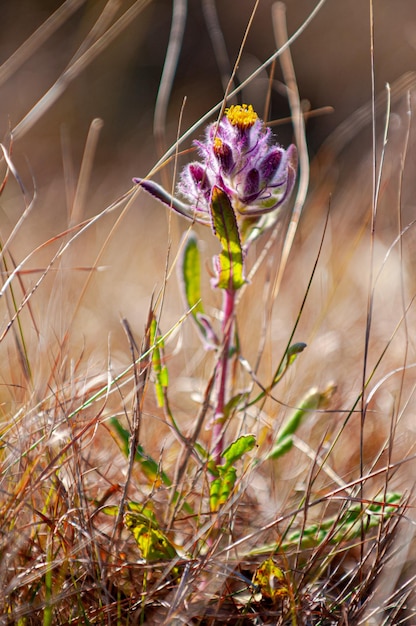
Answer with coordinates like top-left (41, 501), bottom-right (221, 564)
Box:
top-left (213, 137), bottom-right (223, 152)
top-left (225, 104), bottom-right (258, 129)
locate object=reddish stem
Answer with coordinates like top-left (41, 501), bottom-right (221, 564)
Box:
top-left (212, 288), bottom-right (235, 465)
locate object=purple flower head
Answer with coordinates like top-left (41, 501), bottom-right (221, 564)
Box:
top-left (134, 104), bottom-right (297, 245)
top-left (179, 104), bottom-right (296, 215)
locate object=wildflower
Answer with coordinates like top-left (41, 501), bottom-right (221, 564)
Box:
top-left (134, 104), bottom-right (297, 245)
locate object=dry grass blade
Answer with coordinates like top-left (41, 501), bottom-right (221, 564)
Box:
top-left (272, 1), bottom-right (309, 302)
top-left (0, 0), bottom-right (86, 86)
top-left (153, 0), bottom-right (187, 159)
top-left (12, 0), bottom-right (153, 140)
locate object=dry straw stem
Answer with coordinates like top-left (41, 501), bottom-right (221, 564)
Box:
top-left (0, 0), bottom-right (86, 86)
top-left (10, 0), bottom-right (153, 140)
top-left (145, 0), bottom-right (328, 179)
top-left (153, 0), bottom-right (188, 158)
top-left (69, 117), bottom-right (104, 226)
top-left (271, 1), bottom-right (309, 302)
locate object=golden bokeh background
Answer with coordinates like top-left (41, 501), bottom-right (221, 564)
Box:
top-left (1, 0), bottom-right (416, 485)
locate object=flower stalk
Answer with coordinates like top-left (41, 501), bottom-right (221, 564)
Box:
top-left (135, 104), bottom-right (297, 464)
top-left (212, 287), bottom-right (235, 465)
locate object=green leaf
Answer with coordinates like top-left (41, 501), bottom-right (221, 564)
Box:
top-left (246, 493), bottom-right (402, 556)
top-left (149, 317), bottom-right (168, 407)
top-left (209, 477), bottom-right (222, 512)
top-left (180, 232), bottom-right (204, 319)
top-left (135, 177), bottom-right (210, 223)
top-left (209, 435), bottom-right (256, 512)
top-left (252, 558), bottom-right (288, 602)
top-left (124, 511), bottom-right (178, 563)
top-left (123, 503), bottom-right (182, 579)
top-left (160, 365), bottom-right (169, 387)
top-left (284, 493), bottom-right (402, 548)
top-left (208, 435), bottom-right (256, 512)
top-left (101, 501), bottom-right (157, 519)
top-left (109, 417), bottom-right (171, 486)
top-left (209, 466), bottom-right (237, 512)
top-left (106, 501), bottom-right (180, 562)
top-left (126, 501), bottom-right (156, 516)
top-left (220, 466), bottom-right (237, 504)
top-left (331, 492), bottom-right (402, 543)
top-left (194, 441), bottom-right (209, 460)
top-left (210, 186), bottom-right (245, 291)
top-left (266, 435), bottom-right (294, 459)
top-left (101, 504), bottom-right (119, 516)
top-left (266, 384), bottom-right (335, 460)
top-left (276, 389), bottom-right (323, 441)
top-left (222, 434), bottom-right (256, 468)
top-left (178, 233), bottom-right (219, 347)
top-left (223, 391), bottom-right (250, 419)
top-left (109, 418), bottom-right (194, 514)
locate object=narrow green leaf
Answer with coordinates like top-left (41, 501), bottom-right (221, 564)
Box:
top-left (209, 466), bottom-right (237, 512)
top-left (101, 504), bottom-right (119, 516)
top-left (219, 466), bottom-right (237, 505)
top-left (276, 389), bottom-right (323, 442)
top-left (109, 417), bottom-right (171, 486)
top-left (209, 477), bottom-right (222, 512)
top-left (149, 316), bottom-right (161, 351)
top-left (149, 317), bottom-right (168, 407)
top-left (134, 177), bottom-right (209, 223)
top-left (246, 492), bottom-right (402, 556)
top-left (154, 382), bottom-right (165, 407)
top-left (109, 416), bottom-right (130, 457)
top-left (180, 232), bottom-right (204, 318)
top-left (285, 493), bottom-right (402, 548)
top-left (124, 511), bottom-right (178, 562)
top-left (179, 232), bottom-right (219, 347)
top-left (332, 492), bottom-right (402, 542)
top-left (222, 434), bottom-right (256, 467)
top-left (109, 419), bottom-right (193, 514)
top-left (266, 435), bottom-right (293, 459)
top-left (210, 186), bottom-right (245, 291)
top-left (223, 391), bottom-right (249, 418)
top-left (194, 441), bottom-right (209, 460)
top-left (160, 365), bottom-right (169, 387)
top-left (266, 384), bottom-right (335, 460)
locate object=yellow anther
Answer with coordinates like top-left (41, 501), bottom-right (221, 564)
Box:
top-left (213, 137), bottom-right (223, 152)
top-left (225, 104), bottom-right (258, 128)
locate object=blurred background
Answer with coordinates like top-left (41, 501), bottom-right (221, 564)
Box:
top-left (0, 0), bottom-right (415, 440)
top-left (1, 1), bottom-right (415, 164)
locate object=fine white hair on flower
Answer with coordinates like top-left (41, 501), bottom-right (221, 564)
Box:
top-left (134, 104), bottom-right (297, 246)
